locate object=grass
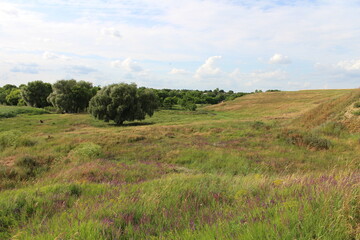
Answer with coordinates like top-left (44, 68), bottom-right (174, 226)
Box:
top-left (0, 105), bottom-right (48, 119)
top-left (0, 90), bottom-right (359, 239)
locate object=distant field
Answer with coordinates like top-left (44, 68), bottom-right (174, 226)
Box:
top-left (0, 89), bottom-right (359, 239)
top-left (0, 105), bottom-right (48, 118)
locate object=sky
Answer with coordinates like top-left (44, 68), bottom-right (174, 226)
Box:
top-left (1, 0), bottom-right (360, 92)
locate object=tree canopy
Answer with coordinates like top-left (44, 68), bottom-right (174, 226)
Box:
top-left (5, 88), bottom-right (22, 106)
top-left (47, 79), bottom-right (96, 113)
top-left (21, 81), bottom-right (52, 108)
top-left (89, 83), bottom-right (158, 125)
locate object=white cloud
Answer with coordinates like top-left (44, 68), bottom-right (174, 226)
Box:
top-left (101, 28), bottom-right (122, 38)
top-left (231, 68), bottom-right (288, 87)
top-left (195, 56), bottom-right (222, 78)
top-left (2, 0), bottom-right (360, 90)
top-left (42, 51), bottom-right (71, 61)
top-left (111, 58), bottom-right (143, 72)
top-left (335, 59), bottom-right (360, 71)
top-left (11, 63), bottom-right (39, 74)
top-left (269, 54), bottom-right (291, 64)
top-left (169, 68), bottom-right (189, 75)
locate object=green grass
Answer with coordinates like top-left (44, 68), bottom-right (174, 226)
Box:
top-left (0, 106), bottom-right (48, 119)
top-left (0, 90), bottom-right (359, 239)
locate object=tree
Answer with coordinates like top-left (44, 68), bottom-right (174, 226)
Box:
top-left (21, 81), bottom-right (52, 108)
top-left (89, 83), bottom-right (158, 125)
top-left (163, 96), bottom-right (177, 109)
top-left (47, 79), bottom-right (94, 113)
top-left (179, 93), bottom-right (197, 111)
top-left (0, 88), bottom-right (6, 105)
top-left (0, 85), bottom-right (17, 105)
top-left (5, 88), bottom-right (21, 106)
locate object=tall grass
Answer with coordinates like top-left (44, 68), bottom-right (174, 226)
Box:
top-left (0, 89), bottom-right (359, 239)
top-left (0, 106), bottom-right (48, 119)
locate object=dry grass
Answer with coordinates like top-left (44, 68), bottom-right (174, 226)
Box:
top-left (293, 89), bottom-right (360, 131)
top-left (206, 89), bottom-right (352, 120)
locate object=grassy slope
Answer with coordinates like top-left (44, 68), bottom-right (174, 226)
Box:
top-left (0, 89), bottom-right (359, 239)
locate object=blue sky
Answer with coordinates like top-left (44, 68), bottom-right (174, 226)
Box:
top-left (1, 0), bottom-right (360, 91)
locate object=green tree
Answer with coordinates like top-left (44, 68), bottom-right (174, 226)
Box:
top-left (179, 93), bottom-right (197, 111)
top-left (89, 83), bottom-right (158, 125)
top-left (21, 81), bottom-right (52, 108)
top-left (0, 88), bottom-right (6, 104)
top-left (47, 79), bottom-right (95, 113)
top-left (163, 96), bottom-right (177, 109)
top-left (0, 85), bottom-right (17, 105)
top-left (5, 88), bottom-right (21, 106)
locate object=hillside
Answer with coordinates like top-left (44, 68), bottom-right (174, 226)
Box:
top-left (0, 89), bottom-right (359, 239)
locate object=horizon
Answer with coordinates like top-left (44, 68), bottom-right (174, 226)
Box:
top-left (0, 80), bottom-right (359, 93)
top-left (1, 0), bottom-right (360, 92)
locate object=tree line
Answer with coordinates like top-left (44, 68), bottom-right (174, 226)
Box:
top-left (0, 79), bottom-right (275, 124)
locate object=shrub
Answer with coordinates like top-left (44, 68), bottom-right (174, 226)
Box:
top-left (70, 142), bottom-right (103, 160)
top-left (251, 121), bottom-right (270, 130)
top-left (69, 184), bottom-right (82, 197)
top-left (0, 131), bottom-right (37, 150)
top-left (353, 101), bottom-right (360, 108)
top-left (16, 156), bottom-right (39, 178)
top-left (280, 130), bottom-right (332, 150)
top-left (0, 130), bottom-right (20, 149)
top-left (318, 121), bottom-right (346, 137)
top-left (302, 134), bottom-right (332, 150)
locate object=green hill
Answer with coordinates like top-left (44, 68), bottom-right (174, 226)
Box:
top-left (0, 89), bottom-right (359, 239)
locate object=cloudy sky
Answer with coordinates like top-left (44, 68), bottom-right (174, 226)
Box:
top-left (1, 0), bottom-right (360, 91)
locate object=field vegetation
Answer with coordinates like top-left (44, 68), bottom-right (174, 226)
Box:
top-left (0, 89), bottom-right (359, 239)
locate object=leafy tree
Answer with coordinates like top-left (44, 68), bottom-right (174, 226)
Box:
top-left (0, 85), bottom-right (18, 105)
top-left (3, 84), bottom-right (17, 92)
top-left (5, 88), bottom-right (21, 106)
top-left (0, 88), bottom-right (6, 104)
top-left (21, 81), bottom-right (52, 108)
top-left (163, 97), bottom-right (177, 109)
top-left (89, 83), bottom-right (158, 125)
top-left (47, 79), bottom-right (94, 113)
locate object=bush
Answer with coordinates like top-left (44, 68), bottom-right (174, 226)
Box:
top-left (16, 156), bottom-right (40, 178)
top-left (0, 130), bottom-right (21, 149)
top-left (251, 121), bottom-right (270, 130)
top-left (280, 130), bottom-right (332, 150)
top-left (70, 142), bottom-right (103, 160)
top-left (0, 131), bottom-right (37, 150)
top-left (318, 121), bottom-right (346, 137)
top-left (353, 101), bottom-right (360, 108)
top-left (303, 134), bottom-right (332, 150)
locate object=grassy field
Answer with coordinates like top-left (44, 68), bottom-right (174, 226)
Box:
top-left (0, 89), bottom-right (359, 239)
top-left (0, 106), bottom-right (48, 119)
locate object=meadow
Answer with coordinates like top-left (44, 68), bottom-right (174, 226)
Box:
top-left (0, 89), bottom-right (359, 239)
